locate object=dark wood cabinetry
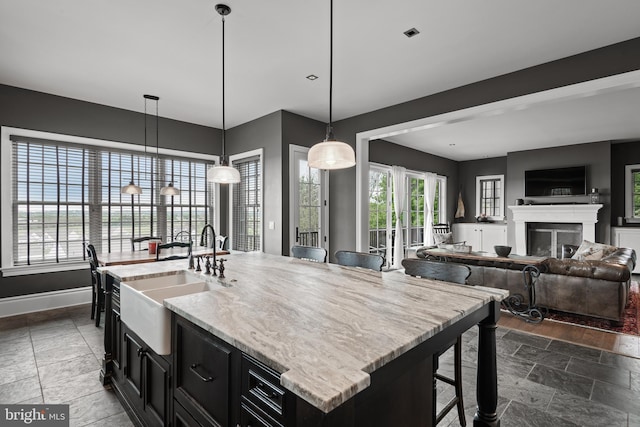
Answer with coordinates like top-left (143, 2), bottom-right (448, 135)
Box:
top-left (240, 355), bottom-right (291, 427)
top-left (172, 314), bottom-right (238, 427)
top-left (120, 325), bottom-right (171, 427)
top-left (109, 284), bottom-right (122, 383)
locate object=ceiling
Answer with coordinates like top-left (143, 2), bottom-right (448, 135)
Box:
top-left (1, 0), bottom-right (640, 160)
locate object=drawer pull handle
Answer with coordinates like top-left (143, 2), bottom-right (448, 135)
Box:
top-left (255, 381), bottom-right (278, 399)
top-left (190, 363), bottom-right (214, 382)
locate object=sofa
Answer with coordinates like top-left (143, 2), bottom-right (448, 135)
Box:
top-left (415, 242), bottom-right (636, 323)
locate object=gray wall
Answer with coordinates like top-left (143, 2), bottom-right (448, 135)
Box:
top-left (457, 157), bottom-right (508, 223)
top-left (331, 37), bottom-right (640, 257)
top-left (281, 112), bottom-right (327, 254)
top-left (226, 110), bottom-right (327, 256)
top-left (226, 111), bottom-right (283, 256)
top-left (0, 84), bottom-right (221, 298)
top-left (505, 141), bottom-right (612, 245)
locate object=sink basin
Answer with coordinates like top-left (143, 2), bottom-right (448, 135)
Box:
top-left (121, 271), bottom-right (204, 291)
top-left (120, 274), bottom-right (214, 355)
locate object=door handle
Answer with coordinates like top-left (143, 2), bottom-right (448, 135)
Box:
top-left (190, 363), bottom-right (214, 382)
top-left (295, 227), bottom-right (299, 242)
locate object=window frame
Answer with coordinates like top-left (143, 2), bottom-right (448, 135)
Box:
top-left (228, 148), bottom-right (264, 252)
top-left (367, 162), bottom-right (447, 265)
top-left (475, 174), bottom-right (505, 221)
top-left (625, 164), bottom-right (640, 223)
top-left (1, 126), bottom-right (219, 276)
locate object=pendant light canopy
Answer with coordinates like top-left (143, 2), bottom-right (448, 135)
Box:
top-left (207, 3), bottom-right (241, 184)
top-left (307, 0), bottom-right (355, 170)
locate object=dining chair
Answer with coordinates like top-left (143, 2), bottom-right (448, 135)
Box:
top-left (85, 243), bottom-right (104, 327)
top-left (291, 245), bottom-right (327, 263)
top-left (401, 258), bottom-right (471, 426)
top-left (432, 223), bottom-right (451, 235)
top-left (334, 250), bottom-right (384, 271)
top-left (173, 231), bottom-right (192, 243)
top-left (156, 241), bottom-right (192, 261)
top-left (216, 235), bottom-right (228, 251)
top-left (131, 236), bottom-right (162, 251)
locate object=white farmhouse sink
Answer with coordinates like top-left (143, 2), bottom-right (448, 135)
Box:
top-left (120, 274), bottom-right (214, 355)
top-left (121, 271), bottom-right (205, 292)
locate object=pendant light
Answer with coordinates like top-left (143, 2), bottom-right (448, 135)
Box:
top-left (121, 96), bottom-right (149, 195)
top-left (152, 96), bottom-right (181, 196)
top-left (307, 0), bottom-right (355, 170)
top-left (207, 4), bottom-right (241, 184)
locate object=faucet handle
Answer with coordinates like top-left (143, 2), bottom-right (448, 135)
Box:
top-left (217, 258), bottom-right (226, 279)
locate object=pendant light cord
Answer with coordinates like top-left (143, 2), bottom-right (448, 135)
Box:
top-left (221, 13), bottom-right (226, 164)
top-left (327, 0), bottom-right (335, 140)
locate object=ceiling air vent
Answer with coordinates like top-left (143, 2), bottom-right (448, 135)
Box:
top-left (404, 28), bottom-right (420, 38)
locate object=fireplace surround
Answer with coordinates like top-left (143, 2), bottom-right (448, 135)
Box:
top-left (510, 204), bottom-right (603, 256)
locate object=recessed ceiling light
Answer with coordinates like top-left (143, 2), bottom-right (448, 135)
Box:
top-left (404, 28), bottom-right (420, 38)
top-left (449, 143), bottom-right (456, 147)
top-left (306, 74), bottom-right (318, 81)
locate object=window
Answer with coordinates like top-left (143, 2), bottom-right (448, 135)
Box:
top-left (368, 166), bottom-right (390, 257)
top-left (476, 174), bottom-right (504, 220)
top-left (368, 164), bottom-right (446, 264)
top-left (1, 127), bottom-right (216, 275)
top-left (625, 164), bottom-right (640, 223)
top-left (230, 150), bottom-right (263, 252)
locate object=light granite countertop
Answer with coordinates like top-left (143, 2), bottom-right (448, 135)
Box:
top-left (102, 252), bottom-right (507, 413)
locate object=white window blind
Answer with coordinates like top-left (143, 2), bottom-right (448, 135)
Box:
top-left (232, 156), bottom-right (261, 252)
top-left (10, 135), bottom-right (214, 266)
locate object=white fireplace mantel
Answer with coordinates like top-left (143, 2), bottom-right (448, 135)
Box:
top-left (509, 204), bottom-right (603, 255)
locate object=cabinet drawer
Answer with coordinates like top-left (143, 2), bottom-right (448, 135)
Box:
top-left (174, 319), bottom-right (231, 427)
top-left (240, 402), bottom-right (280, 427)
top-left (241, 355), bottom-right (286, 423)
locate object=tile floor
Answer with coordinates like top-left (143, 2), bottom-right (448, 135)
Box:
top-left (0, 304), bottom-right (132, 427)
top-left (2, 304), bottom-right (640, 426)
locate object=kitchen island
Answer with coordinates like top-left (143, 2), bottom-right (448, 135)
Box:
top-left (99, 252), bottom-right (508, 427)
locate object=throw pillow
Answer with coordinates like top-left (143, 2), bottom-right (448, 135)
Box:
top-left (571, 240), bottom-right (617, 261)
top-left (434, 232), bottom-right (453, 245)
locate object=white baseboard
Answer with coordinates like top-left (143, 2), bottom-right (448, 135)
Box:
top-left (0, 287), bottom-right (93, 318)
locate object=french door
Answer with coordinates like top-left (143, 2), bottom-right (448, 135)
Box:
top-left (289, 145), bottom-right (328, 255)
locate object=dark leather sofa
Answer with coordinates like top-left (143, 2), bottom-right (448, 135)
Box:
top-left (416, 245), bottom-right (636, 323)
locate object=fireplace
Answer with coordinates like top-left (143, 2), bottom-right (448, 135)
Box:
top-left (509, 204), bottom-right (602, 256)
top-left (527, 222), bottom-right (582, 257)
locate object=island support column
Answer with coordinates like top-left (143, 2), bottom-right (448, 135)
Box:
top-left (474, 300), bottom-right (500, 427)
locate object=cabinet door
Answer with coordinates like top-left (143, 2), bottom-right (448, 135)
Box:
top-left (144, 351), bottom-right (171, 427)
top-left (452, 224), bottom-right (480, 250)
top-left (480, 225), bottom-right (507, 252)
top-left (174, 318), bottom-right (232, 427)
top-left (124, 330), bottom-right (144, 398)
top-left (613, 228), bottom-right (640, 273)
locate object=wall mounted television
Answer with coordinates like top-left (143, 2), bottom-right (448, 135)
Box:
top-left (524, 166), bottom-right (587, 197)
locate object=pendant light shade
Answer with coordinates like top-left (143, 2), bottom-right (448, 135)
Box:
top-left (308, 138), bottom-right (355, 169)
top-left (121, 181), bottom-right (142, 195)
top-left (160, 182), bottom-right (181, 196)
top-left (307, 0), bottom-right (355, 170)
top-left (207, 164), bottom-right (241, 183)
top-left (207, 4), bottom-right (241, 184)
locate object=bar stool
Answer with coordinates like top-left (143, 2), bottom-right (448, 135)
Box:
top-left (402, 258), bottom-right (471, 426)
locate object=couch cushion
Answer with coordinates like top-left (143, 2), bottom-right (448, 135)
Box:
top-left (571, 240), bottom-right (618, 261)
